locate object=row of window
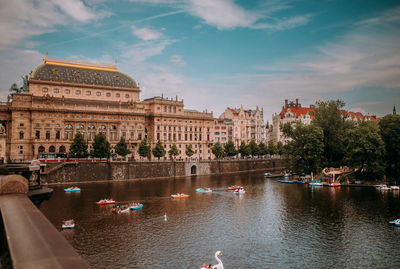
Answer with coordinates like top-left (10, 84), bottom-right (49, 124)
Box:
top-left (33, 124), bottom-right (142, 130)
top-left (156, 133), bottom-right (210, 142)
top-left (42, 87), bottom-right (131, 98)
top-left (21, 130), bottom-right (143, 141)
top-left (156, 126), bottom-right (207, 132)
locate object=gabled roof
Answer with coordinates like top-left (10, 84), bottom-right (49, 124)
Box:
top-left (280, 107), bottom-right (314, 119)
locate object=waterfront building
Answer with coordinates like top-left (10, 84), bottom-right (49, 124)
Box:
top-left (0, 57), bottom-right (214, 161)
top-left (269, 99), bottom-right (379, 144)
top-left (214, 119), bottom-right (233, 146)
top-left (218, 105), bottom-right (265, 146)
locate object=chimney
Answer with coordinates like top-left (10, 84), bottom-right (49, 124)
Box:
top-left (284, 99), bottom-right (288, 108)
top-left (296, 98), bottom-right (298, 108)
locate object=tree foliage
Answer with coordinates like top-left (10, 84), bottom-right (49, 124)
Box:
top-left (152, 140), bottom-right (166, 159)
top-left (69, 132), bottom-right (88, 158)
top-left (267, 141), bottom-right (277, 155)
top-left (115, 137), bottom-right (131, 157)
top-left (211, 142), bottom-right (224, 159)
top-left (138, 139), bottom-right (150, 158)
top-left (312, 100), bottom-right (355, 167)
top-left (258, 142), bottom-right (268, 156)
top-left (344, 121), bottom-right (385, 180)
top-left (168, 144), bottom-right (179, 159)
top-left (379, 114), bottom-right (400, 183)
top-left (238, 141), bottom-right (250, 157)
top-left (91, 132), bottom-right (111, 158)
top-left (185, 144), bottom-right (194, 157)
top-left (224, 140), bottom-right (237, 157)
top-left (276, 141), bottom-right (284, 155)
top-left (282, 122), bottom-right (324, 174)
top-left (248, 140), bottom-right (259, 157)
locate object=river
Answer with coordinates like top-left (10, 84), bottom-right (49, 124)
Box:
top-left (40, 172), bottom-right (400, 268)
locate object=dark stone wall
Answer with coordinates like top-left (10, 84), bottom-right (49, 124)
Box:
top-left (41, 159), bottom-right (282, 184)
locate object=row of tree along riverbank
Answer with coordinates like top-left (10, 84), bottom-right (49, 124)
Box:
top-left (280, 100), bottom-right (400, 184)
top-left (41, 159), bottom-right (283, 184)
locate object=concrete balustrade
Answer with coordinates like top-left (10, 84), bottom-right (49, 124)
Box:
top-left (0, 175), bottom-right (90, 268)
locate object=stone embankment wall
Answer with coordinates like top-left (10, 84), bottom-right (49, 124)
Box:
top-left (41, 159), bottom-right (282, 184)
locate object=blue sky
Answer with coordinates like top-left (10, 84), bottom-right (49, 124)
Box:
top-left (0, 0), bottom-right (399, 121)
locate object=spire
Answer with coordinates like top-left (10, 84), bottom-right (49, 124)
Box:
top-left (394, 105), bottom-right (397, 115)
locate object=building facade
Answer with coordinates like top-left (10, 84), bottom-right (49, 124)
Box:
top-left (0, 57), bottom-right (214, 161)
top-left (269, 99), bottom-right (379, 144)
top-left (218, 106), bottom-right (265, 146)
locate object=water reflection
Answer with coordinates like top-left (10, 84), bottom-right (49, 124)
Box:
top-left (40, 173), bottom-right (400, 268)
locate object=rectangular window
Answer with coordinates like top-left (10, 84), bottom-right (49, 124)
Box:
top-left (86, 91), bottom-right (91, 95)
top-left (138, 133), bottom-right (142, 140)
top-left (19, 132), bottom-right (24, 139)
top-left (190, 134), bottom-right (192, 141)
top-left (185, 134), bottom-right (187, 141)
top-left (96, 92), bottom-right (101, 96)
top-left (35, 130), bottom-right (40, 139)
top-left (76, 90), bottom-right (81, 95)
top-left (56, 130), bottom-right (60, 140)
top-left (157, 133), bottom-right (160, 140)
top-left (65, 89), bottom-right (70, 94)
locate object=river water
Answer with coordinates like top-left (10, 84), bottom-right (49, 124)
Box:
top-left (40, 172), bottom-right (400, 268)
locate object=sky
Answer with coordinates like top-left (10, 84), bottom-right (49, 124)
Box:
top-left (0, 0), bottom-right (399, 122)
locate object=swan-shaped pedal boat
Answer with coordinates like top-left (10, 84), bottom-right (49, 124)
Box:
top-left (201, 251), bottom-right (224, 269)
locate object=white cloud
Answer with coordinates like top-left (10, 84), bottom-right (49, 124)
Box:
top-left (170, 55), bottom-right (186, 67)
top-left (0, 49), bottom-right (44, 100)
top-left (0, 0), bottom-right (103, 50)
top-left (121, 39), bottom-right (175, 64)
top-left (186, 0), bottom-right (258, 29)
top-left (131, 26), bottom-right (162, 40)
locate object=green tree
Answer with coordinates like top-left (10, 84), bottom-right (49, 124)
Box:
top-left (344, 121), bottom-right (385, 181)
top-left (282, 122), bottom-right (324, 174)
top-left (69, 132), bottom-right (88, 158)
top-left (276, 141), bottom-right (284, 155)
top-left (224, 140), bottom-right (237, 157)
top-left (91, 132), bottom-right (111, 158)
top-left (115, 137), bottom-right (131, 157)
top-left (312, 100), bottom-right (354, 167)
top-left (152, 140), bottom-right (166, 160)
top-left (168, 144), bottom-right (179, 159)
top-left (379, 114), bottom-right (400, 183)
top-left (138, 139), bottom-right (150, 159)
top-left (267, 141), bottom-right (277, 156)
top-left (186, 144), bottom-right (194, 158)
top-left (258, 142), bottom-right (268, 157)
top-left (211, 142), bottom-right (224, 159)
top-left (238, 141), bottom-right (250, 158)
top-left (248, 140), bottom-right (259, 157)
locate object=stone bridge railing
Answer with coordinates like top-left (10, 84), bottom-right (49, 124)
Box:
top-left (0, 175), bottom-right (90, 268)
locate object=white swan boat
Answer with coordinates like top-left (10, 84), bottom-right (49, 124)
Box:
top-left (390, 186), bottom-right (400, 190)
top-left (376, 184), bottom-right (390, 191)
top-left (201, 251), bottom-right (224, 269)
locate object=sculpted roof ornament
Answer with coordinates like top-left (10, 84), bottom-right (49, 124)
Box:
top-left (31, 57), bottom-right (138, 89)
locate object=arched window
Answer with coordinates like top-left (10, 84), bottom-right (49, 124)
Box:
top-left (49, 145), bottom-right (55, 152)
top-left (38, 146), bottom-right (45, 153)
top-left (59, 145), bottom-right (66, 152)
top-left (65, 124), bottom-right (73, 129)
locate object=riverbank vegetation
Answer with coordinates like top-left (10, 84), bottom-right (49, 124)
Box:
top-left (282, 100), bottom-right (399, 183)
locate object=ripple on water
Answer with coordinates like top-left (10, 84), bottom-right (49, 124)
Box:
top-left (40, 174), bottom-right (400, 268)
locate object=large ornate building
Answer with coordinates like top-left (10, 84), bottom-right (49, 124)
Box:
top-left (218, 106), bottom-right (265, 146)
top-left (0, 57), bottom-right (214, 161)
